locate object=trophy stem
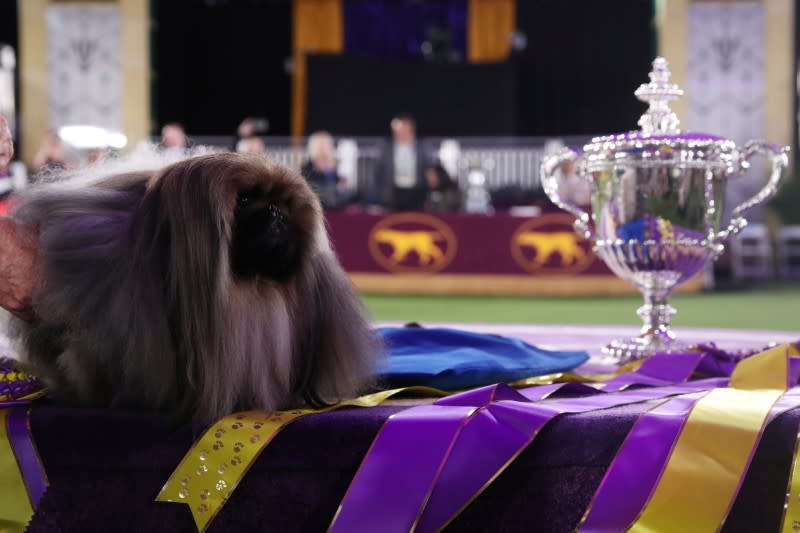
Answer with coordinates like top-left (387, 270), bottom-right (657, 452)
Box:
top-left (601, 286), bottom-right (688, 363)
top-left (636, 292), bottom-right (676, 344)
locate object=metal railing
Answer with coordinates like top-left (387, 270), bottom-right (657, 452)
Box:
top-left (184, 134), bottom-right (594, 205)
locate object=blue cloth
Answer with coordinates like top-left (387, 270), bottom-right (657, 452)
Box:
top-left (617, 218), bottom-right (646, 241)
top-left (378, 327), bottom-right (589, 390)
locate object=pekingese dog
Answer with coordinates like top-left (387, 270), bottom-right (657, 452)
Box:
top-left (8, 152), bottom-right (380, 422)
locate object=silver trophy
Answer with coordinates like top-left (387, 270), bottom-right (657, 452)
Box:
top-left (541, 57), bottom-right (789, 363)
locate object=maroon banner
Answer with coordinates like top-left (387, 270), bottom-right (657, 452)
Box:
top-left (326, 210), bottom-right (611, 276)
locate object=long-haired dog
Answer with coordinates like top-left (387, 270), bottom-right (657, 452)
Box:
top-left (8, 152), bottom-right (380, 422)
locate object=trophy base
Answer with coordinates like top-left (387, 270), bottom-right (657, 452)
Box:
top-left (601, 333), bottom-right (690, 365)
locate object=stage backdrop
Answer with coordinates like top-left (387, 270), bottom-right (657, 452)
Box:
top-left (306, 55), bottom-right (516, 136)
top-left (326, 210), bottom-right (704, 296)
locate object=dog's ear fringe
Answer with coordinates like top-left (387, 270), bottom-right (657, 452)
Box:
top-left (7, 168), bottom-right (189, 411)
top-left (292, 251), bottom-right (382, 407)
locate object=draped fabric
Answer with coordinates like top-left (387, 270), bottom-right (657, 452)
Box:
top-left (291, 0), bottom-right (344, 137)
top-left (377, 327), bottom-right (588, 390)
top-left (467, 0), bottom-right (515, 63)
top-left (342, 0), bottom-right (467, 62)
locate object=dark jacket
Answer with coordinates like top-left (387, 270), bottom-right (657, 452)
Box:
top-left (373, 141), bottom-right (431, 210)
top-left (300, 160), bottom-right (345, 209)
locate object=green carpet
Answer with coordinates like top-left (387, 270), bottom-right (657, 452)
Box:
top-left (363, 283), bottom-right (800, 330)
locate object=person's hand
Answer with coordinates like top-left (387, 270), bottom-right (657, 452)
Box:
top-left (0, 218), bottom-right (37, 322)
top-left (0, 115), bottom-right (13, 169)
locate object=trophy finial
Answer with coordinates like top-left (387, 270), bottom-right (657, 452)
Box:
top-left (635, 56), bottom-right (683, 134)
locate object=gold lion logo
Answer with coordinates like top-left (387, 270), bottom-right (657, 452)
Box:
top-left (372, 229), bottom-right (446, 266)
top-left (369, 213), bottom-right (457, 273)
top-left (515, 231), bottom-right (587, 267)
top-left (511, 213), bottom-right (594, 274)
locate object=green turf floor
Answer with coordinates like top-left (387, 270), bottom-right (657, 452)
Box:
top-left (363, 283), bottom-right (800, 330)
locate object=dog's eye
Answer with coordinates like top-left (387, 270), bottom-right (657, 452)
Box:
top-left (236, 192), bottom-right (253, 209)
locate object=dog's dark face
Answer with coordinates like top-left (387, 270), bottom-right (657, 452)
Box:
top-left (230, 188), bottom-right (301, 280)
top-left (152, 153), bottom-right (322, 285)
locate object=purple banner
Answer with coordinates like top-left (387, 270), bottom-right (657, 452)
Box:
top-left (326, 209), bottom-right (612, 276)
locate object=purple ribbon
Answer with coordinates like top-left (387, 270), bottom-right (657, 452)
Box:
top-left (0, 359), bottom-right (48, 510)
top-left (578, 368), bottom-right (800, 532)
top-left (577, 391), bottom-right (707, 532)
top-left (600, 352), bottom-right (704, 391)
top-left (6, 405), bottom-right (47, 508)
top-left (330, 378), bottom-right (724, 533)
top-left (330, 404), bottom-right (478, 533)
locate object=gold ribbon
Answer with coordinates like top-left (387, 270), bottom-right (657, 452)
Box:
top-left (157, 386), bottom-right (447, 532)
top-left (629, 343), bottom-right (799, 533)
top-left (159, 344), bottom-right (796, 533)
top-left (155, 357), bottom-right (677, 532)
top-left (157, 359), bottom-right (649, 533)
top-left (0, 409), bottom-right (34, 533)
top-left (779, 345), bottom-right (800, 533)
top-left (508, 359), bottom-right (646, 387)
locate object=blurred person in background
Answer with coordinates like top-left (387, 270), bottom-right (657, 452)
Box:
top-left (0, 114), bottom-right (36, 320)
top-left (32, 129), bottom-right (71, 173)
top-left (0, 148), bottom-right (26, 215)
top-left (234, 116), bottom-right (269, 153)
top-left (425, 165), bottom-right (461, 212)
top-left (237, 135), bottom-right (267, 157)
top-left (301, 131), bottom-right (348, 209)
top-left (376, 114), bottom-right (435, 211)
top-left (0, 115), bottom-right (24, 204)
top-left (160, 122), bottom-right (187, 161)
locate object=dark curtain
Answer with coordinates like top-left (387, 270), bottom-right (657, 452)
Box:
top-left (343, 0), bottom-right (467, 62)
top-left (153, 0), bottom-right (292, 136)
top-left (306, 54), bottom-right (515, 136)
top-left (513, 0), bottom-right (656, 136)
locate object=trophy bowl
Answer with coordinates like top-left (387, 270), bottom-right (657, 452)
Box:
top-left (541, 57), bottom-right (789, 363)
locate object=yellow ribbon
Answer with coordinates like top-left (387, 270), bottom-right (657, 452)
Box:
top-left (155, 356), bottom-right (677, 533)
top-left (508, 358), bottom-right (646, 387)
top-left (156, 386), bottom-right (447, 532)
top-left (157, 357), bottom-right (651, 533)
top-left (0, 409), bottom-right (34, 533)
top-left (629, 343), bottom-right (799, 533)
top-left (779, 345), bottom-right (800, 533)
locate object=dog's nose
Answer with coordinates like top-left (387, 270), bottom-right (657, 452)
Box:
top-left (265, 204), bottom-right (287, 233)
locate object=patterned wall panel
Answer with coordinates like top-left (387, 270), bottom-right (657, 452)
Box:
top-left (686, 2), bottom-right (766, 222)
top-left (46, 5), bottom-right (121, 131)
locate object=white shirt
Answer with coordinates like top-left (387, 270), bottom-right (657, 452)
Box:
top-left (393, 144), bottom-right (416, 189)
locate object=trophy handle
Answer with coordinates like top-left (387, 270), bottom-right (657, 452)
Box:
top-left (541, 148), bottom-right (594, 240)
top-left (715, 141), bottom-right (789, 243)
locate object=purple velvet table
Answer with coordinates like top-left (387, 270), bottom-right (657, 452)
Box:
top-left (21, 325), bottom-right (800, 533)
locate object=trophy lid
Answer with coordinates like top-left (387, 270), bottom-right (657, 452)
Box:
top-left (583, 57), bottom-right (737, 173)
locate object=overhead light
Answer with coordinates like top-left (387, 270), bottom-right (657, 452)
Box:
top-left (58, 125), bottom-right (128, 150)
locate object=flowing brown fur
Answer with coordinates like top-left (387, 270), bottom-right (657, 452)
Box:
top-left (8, 153), bottom-right (381, 422)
